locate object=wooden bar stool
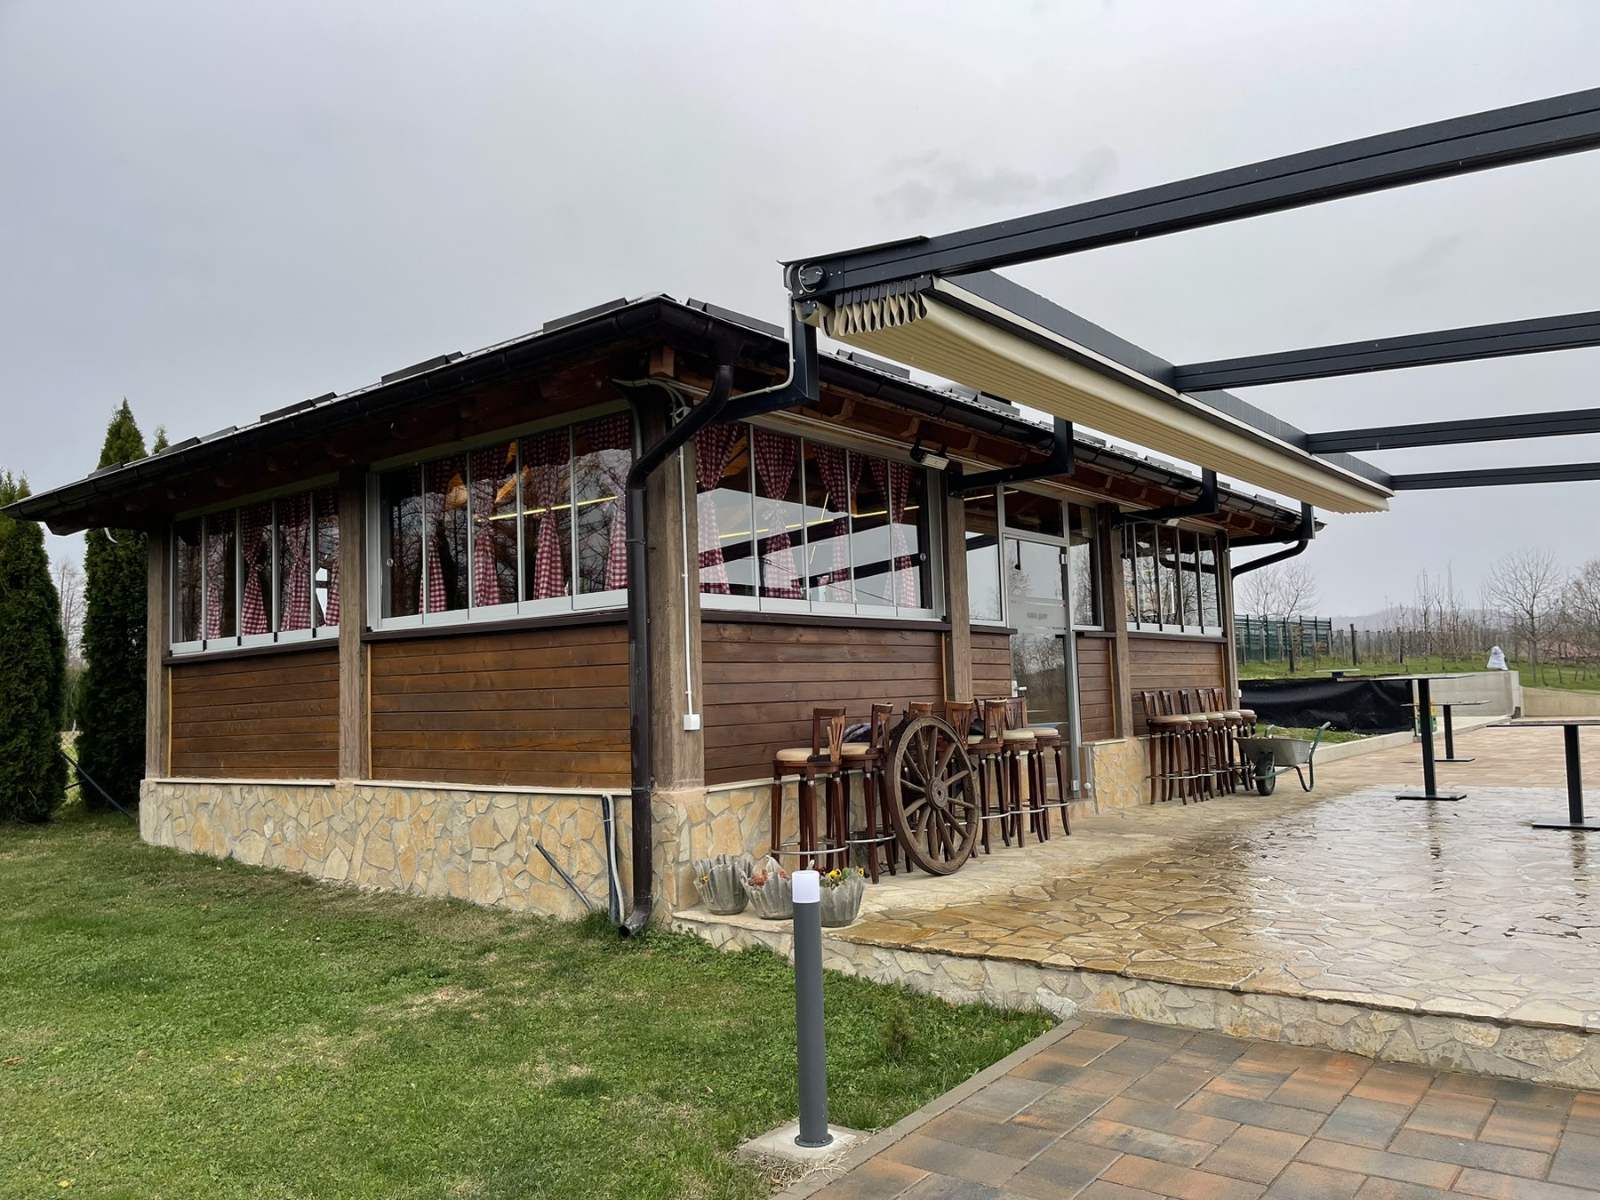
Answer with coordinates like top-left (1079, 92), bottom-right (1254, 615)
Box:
top-left (769, 707), bottom-right (846, 871)
top-left (1001, 697), bottom-right (1044, 843)
top-left (970, 698), bottom-right (1012, 851)
top-left (1202, 686), bottom-right (1246, 795)
top-left (1020, 698), bottom-right (1071, 836)
top-left (1178, 689), bottom-right (1226, 801)
top-left (841, 702), bottom-right (895, 881)
top-left (1140, 689), bottom-right (1196, 804)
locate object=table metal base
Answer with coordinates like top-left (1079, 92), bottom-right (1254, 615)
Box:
top-left (1531, 821), bottom-right (1600, 831)
top-left (1396, 792), bottom-right (1467, 802)
top-left (1436, 756), bottom-right (1475, 764)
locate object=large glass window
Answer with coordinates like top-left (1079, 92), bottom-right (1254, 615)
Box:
top-left (699, 425), bottom-right (935, 617)
top-left (1118, 520), bottom-right (1224, 635)
top-left (964, 490), bottom-right (1002, 624)
top-left (171, 487), bottom-right (338, 653)
top-left (1068, 504), bottom-right (1100, 629)
top-left (376, 412), bottom-right (636, 627)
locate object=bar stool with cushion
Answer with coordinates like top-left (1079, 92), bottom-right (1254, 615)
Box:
top-left (769, 707), bottom-right (846, 872)
top-left (970, 698), bottom-right (1012, 851)
top-left (1021, 699), bottom-right (1071, 836)
top-left (1200, 686), bottom-right (1246, 795)
top-left (1140, 690), bottom-right (1197, 804)
top-left (840, 702), bottom-right (895, 881)
top-left (1178, 689), bottom-right (1227, 801)
top-left (1001, 697), bottom-right (1046, 843)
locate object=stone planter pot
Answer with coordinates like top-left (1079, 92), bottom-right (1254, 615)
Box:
top-left (692, 854), bottom-right (753, 915)
top-left (819, 872), bottom-right (867, 927)
top-left (743, 856), bottom-right (793, 920)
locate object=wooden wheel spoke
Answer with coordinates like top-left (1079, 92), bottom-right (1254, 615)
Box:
top-left (901, 777), bottom-right (926, 796)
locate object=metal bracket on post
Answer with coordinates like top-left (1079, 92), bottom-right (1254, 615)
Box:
top-left (1109, 469), bottom-right (1218, 527)
top-left (955, 417), bottom-right (1074, 495)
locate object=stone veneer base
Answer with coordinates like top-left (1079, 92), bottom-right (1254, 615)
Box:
top-left (672, 910), bottom-right (1600, 1091)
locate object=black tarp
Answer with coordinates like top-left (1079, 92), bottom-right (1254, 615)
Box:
top-left (1241, 677), bottom-right (1413, 734)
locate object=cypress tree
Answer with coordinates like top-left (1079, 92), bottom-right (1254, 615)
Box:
top-left (77, 401), bottom-right (150, 811)
top-left (0, 472), bottom-right (67, 822)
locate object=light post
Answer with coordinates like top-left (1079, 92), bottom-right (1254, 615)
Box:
top-left (791, 869), bottom-right (831, 1149)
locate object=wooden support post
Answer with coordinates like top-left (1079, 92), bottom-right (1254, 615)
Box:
top-left (1102, 507), bottom-right (1135, 738)
top-left (145, 527), bottom-right (170, 780)
top-left (941, 476), bottom-right (972, 701)
top-left (1218, 534), bottom-right (1242, 705)
top-left (639, 396), bottom-right (703, 792)
top-left (337, 467), bottom-right (370, 781)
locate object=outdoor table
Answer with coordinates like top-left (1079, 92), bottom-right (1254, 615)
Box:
top-left (1378, 674), bottom-right (1468, 802)
top-left (1326, 669), bottom-right (1362, 681)
top-left (1492, 719), bottom-right (1600, 831)
top-left (1437, 699), bottom-right (1487, 764)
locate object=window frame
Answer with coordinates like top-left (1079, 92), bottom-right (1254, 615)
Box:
top-left (966, 486), bottom-right (1103, 632)
top-left (366, 403), bottom-right (633, 633)
top-left (1120, 519), bottom-right (1226, 638)
top-left (698, 421), bottom-right (942, 623)
top-left (168, 478), bottom-right (340, 657)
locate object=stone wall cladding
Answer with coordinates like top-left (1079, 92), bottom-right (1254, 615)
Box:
top-left (140, 778), bottom-right (625, 920)
top-left (1085, 737), bottom-right (1147, 811)
top-left (673, 913), bottom-right (1600, 1090)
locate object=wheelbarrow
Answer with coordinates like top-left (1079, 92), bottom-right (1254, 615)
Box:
top-left (1235, 723), bottom-right (1331, 795)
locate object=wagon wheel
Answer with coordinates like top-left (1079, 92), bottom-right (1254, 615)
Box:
top-left (884, 715), bottom-right (980, 875)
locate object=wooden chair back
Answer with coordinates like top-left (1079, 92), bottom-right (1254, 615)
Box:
top-left (907, 701), bottom-right (935, 717)
top-left (943, 700), bottom-right (975, 738)
top-left (980, 698), bottom-right (1008, 745)
top-left (810, 707), bottom-right (846, 766)
top-left (868, 702), bottom-right (894, 754)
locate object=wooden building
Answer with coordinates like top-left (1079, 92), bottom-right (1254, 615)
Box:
top-left (11, 294), bottom-right (1324, 921)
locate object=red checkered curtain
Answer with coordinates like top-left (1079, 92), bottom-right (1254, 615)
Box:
top-left (314, 488), bottom-right (339, 628)
top-left (240, 504), bottom-right (272, 635)
top-left (420, 460), bottom-right (455, 614)
top-left (469, 446), bottom-right (512, 607)
top-left (694, 423), bottom-right (742, 594)
top-left (203, 518), bottom-right (230, 639)
top-left (752, 428), bottom-right (802, 599)
top-left (278, 493), bottom-right (312, 631)
top-left (870, 458), bottom-right (917, 607)
top-left (525, 430), bottom-right (570, 600)
top-left (588, 414), bottom-right (633, 591)
top-left (810, 444), bottom-right (859, 599)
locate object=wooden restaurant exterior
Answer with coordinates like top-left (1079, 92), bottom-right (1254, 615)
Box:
top-left (11, 294), bottom-right (1310, 923)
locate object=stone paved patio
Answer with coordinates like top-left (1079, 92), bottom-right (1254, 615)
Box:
top-left (782, 1014), bottom-right (1600, 1200)
top-left (834, 724), bottom-right (1600, 1032)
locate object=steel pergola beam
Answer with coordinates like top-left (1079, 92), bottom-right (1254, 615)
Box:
top-left (1389, 462), bottom-right (1600, 490)
top-left (1306, 406), bottom-right (1600, 453)
top-left (1173, 311), bottom-right (1600, 392)
top-left (787, 88), bottom-right (1600, 296)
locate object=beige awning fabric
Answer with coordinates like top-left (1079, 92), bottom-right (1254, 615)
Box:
top-left (820, 279), bottom-right (1391, 514)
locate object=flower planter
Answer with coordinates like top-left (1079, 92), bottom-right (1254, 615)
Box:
top-left (819, 871), bottom-right (866, 927)
top-left (743, 856), bottom-right (793, 920)
top-left (692, 854), bottom-right (753, 915)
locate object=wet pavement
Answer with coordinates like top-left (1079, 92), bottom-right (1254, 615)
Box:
top-left (836, 725), bottom-right (1600, 1031)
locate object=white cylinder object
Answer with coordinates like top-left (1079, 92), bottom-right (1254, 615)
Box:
top-left (792, 869), bottom-right (820, 904)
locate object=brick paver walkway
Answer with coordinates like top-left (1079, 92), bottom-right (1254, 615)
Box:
top-left (798, 1015), bottom-right (1600, 1199)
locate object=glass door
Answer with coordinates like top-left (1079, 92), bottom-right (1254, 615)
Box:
top-left (1004, 536), bottom-right (1071, 732)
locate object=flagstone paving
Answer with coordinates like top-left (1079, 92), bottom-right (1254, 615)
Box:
top-left (784, 1015), bottom-right (1600, 1199)
top-left (834, 725), bottom-right (1600, 1031)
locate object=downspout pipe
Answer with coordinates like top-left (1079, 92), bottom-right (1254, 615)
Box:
top-left (954, 417), bottom-right (1074, 494)
top-left (1230, 503), bottom-right (1315, 577)
top-left (618, 308), bottom-right (820, 936)
top-left (620, 364), bottom-right (734, 936)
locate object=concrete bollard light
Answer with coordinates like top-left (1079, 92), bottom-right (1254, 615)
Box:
top-left (791, 868), bottom-right (831, 1149)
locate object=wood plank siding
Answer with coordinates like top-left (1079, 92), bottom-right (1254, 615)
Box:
top-left (368, 623), bottom-right (630, 788)
top-left (702, 620), bottom-right (947, 785)
top-left (1076, 633), bottom-right (1117, 742)
top-left (1128, 635), bottom-right (1228, 734)
top-left (971, 629), bottom-right (1012, 699)
top-left (169, 646), bottom-right (340, 777)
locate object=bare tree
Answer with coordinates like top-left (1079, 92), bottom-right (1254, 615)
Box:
top-left (54, 556), bottom-right (85, 667)
top-left (1484, 547), bottom-right (1564, 684)
top-left (1238, 560), bottom-right (1318, 617)
top-left (1563, 558), bottom-right (1600, 674)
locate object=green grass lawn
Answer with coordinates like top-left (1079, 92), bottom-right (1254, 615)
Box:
top-left (0, 814), bottom-right (1048, 1200)
top-left (1255, 723), bottom-right (1365, 745)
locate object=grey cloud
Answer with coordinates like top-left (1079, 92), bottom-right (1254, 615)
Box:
top-left (873, 146), bottom-right (1119, 223)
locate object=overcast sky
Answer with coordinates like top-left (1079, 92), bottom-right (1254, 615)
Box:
top-left (4, 1), bottom-right (1597, 617)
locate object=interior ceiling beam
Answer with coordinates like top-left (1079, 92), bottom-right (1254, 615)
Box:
top-left (1173, 311), bottom-right (1600, 391)
top-left (787, 88), bottom-right (1600, 295)
top-left (1388, 462), bottom-right (1600, 490)
top-left (1306, 406), bottom-right (1600, 453)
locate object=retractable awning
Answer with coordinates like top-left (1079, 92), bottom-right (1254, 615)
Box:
top-left (820, 275), bottom-right (1393, 515)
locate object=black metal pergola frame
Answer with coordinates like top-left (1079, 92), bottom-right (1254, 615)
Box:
top-left (735, 88), bottom-right (1600, 569)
